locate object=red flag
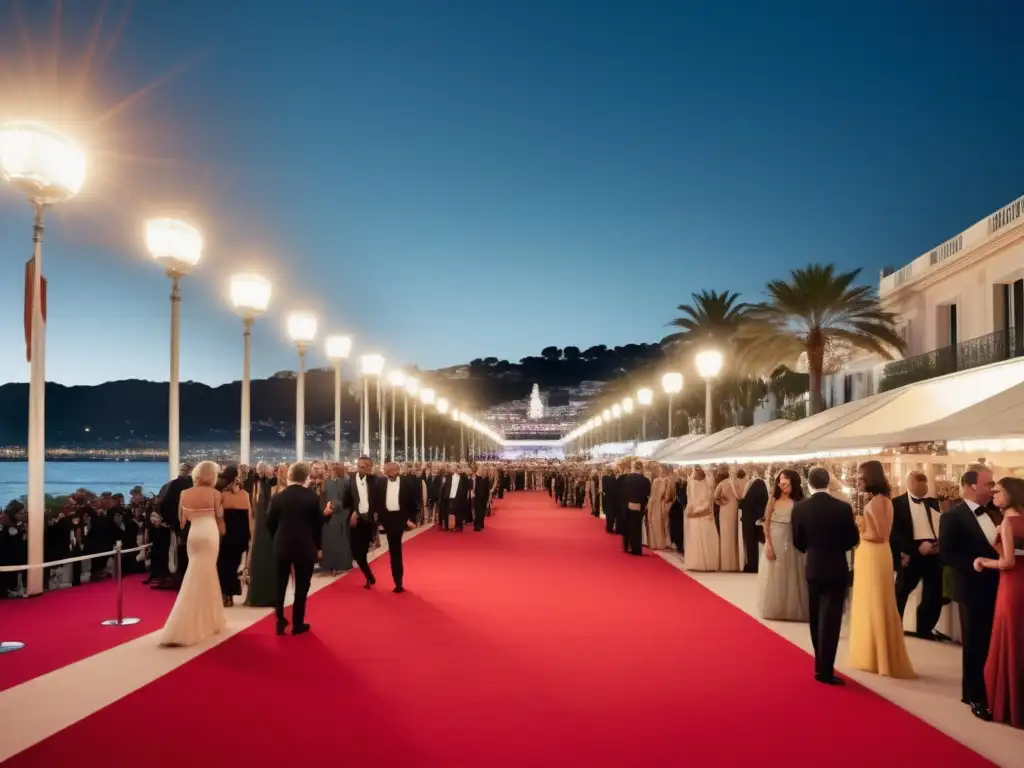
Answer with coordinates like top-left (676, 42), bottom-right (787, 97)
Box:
top-left (24, 258), bottom-right (48, 363)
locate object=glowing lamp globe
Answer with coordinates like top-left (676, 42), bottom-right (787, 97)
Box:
top-left (461, 412), bottom-right (472, 425)
top-left (637, 387), bottom-right (654, 406)
top-left (146, 218), bottom-right (203, 275)
top-left (436, 397), bottom-right (449, 415)
top-left (602, 408), bottom-right (612, 421)
top-left (420, 388), bottom-right (436, 406)
top-left (0, 121), bottom-right (86, 204)
top-left (387, 369), bottom-right (406, 388)
top-left (324, 335), bottom-right (353, 361)
top-left (662, 371), bottom-right (684, 394)
top-left (286, 312), bottom-right (317, 345)
top-left (612, 404), bottom-right (622, 419)
top-left (695, 349), bottom-right (724, 379)
top-left (595, 416), bottom-right (604, 427)
top-left (229, 273), bottom-right (271, 318)
top-left (452, 408), bottom-right (461, 422)
top-left (621, 397), bottom-right (634, 414)
top-left (359, 353), bottom-right (385, 376)
top-left (405, 376), bottom-right (420, 396)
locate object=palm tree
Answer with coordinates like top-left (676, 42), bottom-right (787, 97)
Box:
top-left (738, 264), bottom-right (905, 415)
top-left (663, 289), bottom-right (750, 349)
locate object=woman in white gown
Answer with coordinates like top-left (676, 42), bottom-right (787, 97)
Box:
top-left (684, 467), bottom-right (720, 571)
top-left (757, 468), bottom-right (809, 621)
top-left (160, 461), bottom-right (228, 647)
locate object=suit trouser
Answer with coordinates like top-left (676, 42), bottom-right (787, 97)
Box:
top-left (808, 579), bottom-right (847, 678)
top-left (438, 501), bottom-right (451, 530)
top-left (895, 549), bottom-right (943, 633)
top-left (473, 505), bottom-right (486, 530)
top-left (620, 509), bottom-right (633, 551)
top-left (274, 556), bottom-right (314, 626)
top-left (351, 520), bottom-right (375, 583)
top-left (957, 596), bottom-right (996, 705)
top-left (626, 509), bottom-right (644, 555)
top-left (604, 501), bottom-right (615, 533)
top-left (741, 517), bottom-right (759, 572)
top-left (385, 530), bottom-right (404, 587)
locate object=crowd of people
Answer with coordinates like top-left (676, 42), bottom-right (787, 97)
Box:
top-left (545, 458), bottom-right (1022, 731)
top-left (3, 454), bottom-right (1020, 732)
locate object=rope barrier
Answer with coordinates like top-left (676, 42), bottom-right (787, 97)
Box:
top-left (0, 542), bottom-right (151, 572)
top-left (2, 542), bottom-right (153, 654)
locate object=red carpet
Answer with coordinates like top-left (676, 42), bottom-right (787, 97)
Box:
top-left (0, 575), bottom-right (177, 691)
top-left (6, 492), bottom-right (992, 766)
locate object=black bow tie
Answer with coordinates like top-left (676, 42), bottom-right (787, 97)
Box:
top-left (911, 497), bottom-right (923, 505)
top-left (974, 506), bottom-right (988, 517)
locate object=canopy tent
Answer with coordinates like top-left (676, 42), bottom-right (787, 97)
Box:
top-left (649, 433), bottom-right (703, 461)
top-left (654, 426), bottom-right (744, 462)
top-left (661, 356), bottom-right (1024, 465)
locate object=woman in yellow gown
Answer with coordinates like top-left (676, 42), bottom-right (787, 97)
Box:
top-left (847, 460), bottom-right (916, 679)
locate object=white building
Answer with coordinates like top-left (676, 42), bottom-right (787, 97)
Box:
top-left (819, 193), bottom-right (1024, 410)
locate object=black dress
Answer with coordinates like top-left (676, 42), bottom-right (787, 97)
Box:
top-left (217, 491), bottom-right (251, 600)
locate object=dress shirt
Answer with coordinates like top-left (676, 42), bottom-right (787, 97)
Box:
top-left (356, 474), bottom-right (370, 514)
top-left (386, 478), bottom-right (400, 512)
top-left (449, 474), bottom-right (460, 499)
top-left (909, 497), bottom-right (938, 541)
top-left (965, 499), bottom-right (998, 546)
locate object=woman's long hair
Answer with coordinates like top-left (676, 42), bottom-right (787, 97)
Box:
top-left (773, 469), bottom-right (804, 502)
top-left (998, 476), bottom-right (1024, 510)
top-left (858, 460), bottom-right (891, 497)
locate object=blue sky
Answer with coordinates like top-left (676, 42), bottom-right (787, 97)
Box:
top-left (1, 0), bottom-right (1023, 385)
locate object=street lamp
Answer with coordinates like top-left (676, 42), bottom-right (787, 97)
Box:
top-left (420, 387), bottom-right (435, 461)
top-left (325, 335), bottom-right (353, 462)
top-left (0, 121), bottom-right (87, 599)
top-left (229, 273), bottom-right (271, 466)
top-left (452, 408), bottom-right (463, 460)
top-left (661, 371), bottom-right (684, 439)
top-left (435, 397), bottom-right (450, 461)
top-left (387, 369), bottom-right (406, 461)
top-left (146, 217), bottom-right (204, 480)
top-left (636, 387), bottom-right (654, 440)
top-left (358, 354), bottom-right (385, 460)
top-left (287, 312), bottom-right (317, 461)
top-left (695, 349), bottom-right (724, 434)
top-left (612, 403), bottom-right (622, 441)
top-left (405, 376), bottom-right (420, 461)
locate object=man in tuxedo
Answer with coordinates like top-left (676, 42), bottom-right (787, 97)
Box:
top-left (940, 466), bottom-right (1000, 721)
top-left (740, 468), bottom-right (768, 573)
top-left (370, 461), bottom-right (419, 592)
top-left (471, 464), bottom-right (491, 531)
top-left (602, 467), bottom-right (617, 533)
top-left (154, 463), bottom-right (193, 590)
top-left (892, 470), bottom-right (945, 640)
top-left (620, 460), bottom-right (651, 556)
top-left (441, 462), bottom-right (472, 532)
top-left (346, 455), bottom-right (379, 588)
top-left (266, 461), bottom-right (331, 635)
top-left (792, 466), bottom-right (859, 686)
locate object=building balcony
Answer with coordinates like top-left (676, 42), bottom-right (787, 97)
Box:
top-left (879, 327), bottom-right (1023, 392)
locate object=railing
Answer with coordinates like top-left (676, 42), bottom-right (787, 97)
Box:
top-left (880, 327), bottom-right (1023, 392)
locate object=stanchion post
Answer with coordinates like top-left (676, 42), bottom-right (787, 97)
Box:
top-left (102, 542), bottom-right (141, 627)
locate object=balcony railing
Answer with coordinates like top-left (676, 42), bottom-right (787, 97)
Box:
top-left (879, 327), bottom-right (1023, 392)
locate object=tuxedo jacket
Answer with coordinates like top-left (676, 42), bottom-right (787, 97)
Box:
top-left (472, 475), bottom-right (492, 511)
top-left (939, 502), bottom-right (1000, 604)
top-left (440, 473), bottom-right (472, 512)
top-left (429, 474), bottom-right (445, 504)
top-left (266, 484), bottom-right (324, 562)
top-left (791, 491), bottom-right (859, 585)
top-left (890, 492), bottom-right (940, 559)
top-left (372, 475), bottom-right (421, 533)
top-left (344, 473), bottom-right (378, 526)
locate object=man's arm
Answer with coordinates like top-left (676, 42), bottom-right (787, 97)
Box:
top-left (791, 502), bottom-right (808, 553)
top-left (840, 501), bottom-right (860, 550)
top-left (310, 492), bottom-right (324, 551)
top-left (939, 510), bottom-right (969, 572)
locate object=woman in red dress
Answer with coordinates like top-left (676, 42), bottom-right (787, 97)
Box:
top-left (974, 476), bottom-right (1024, 729)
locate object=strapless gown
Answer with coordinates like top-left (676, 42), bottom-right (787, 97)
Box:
top-left (160, 513), bottom-right (227, 647)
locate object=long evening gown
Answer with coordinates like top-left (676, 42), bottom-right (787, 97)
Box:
top-left (245, 477), bottom-right (277, 607)
top-left (684, 475), bottom-right (720, 571)
top-left (647, 477), bottom-right (669, 550)
top-left (757, 498), bottom-right (809, 621)
top-left (160, 489), bottom-right (227, 647)
top-left (848, 495), bottom-right (915, 678)
top-left (716, 478), bottom-right (742, 572)
top-left (985, 515), bottom-right (1024, 728)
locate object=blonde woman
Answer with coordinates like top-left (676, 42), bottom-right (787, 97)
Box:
top-left (714, 467), bottom-right (744, 572)
top-left (684, 467), bottom-right (720, 571)
top-left (159, 461), bottom-right (227, 647)
top-left (646, 464), bottom-right (669, 550)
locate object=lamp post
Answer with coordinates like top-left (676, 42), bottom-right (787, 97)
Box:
top-left (387, 369), bottom-right (406, 461)
top-left (452, 408), bottom-right (462, 459)
top-left (358, 354), bottom-right (385, 459)
top-left (661, 371), bottom-right (684, 439)
top-left (621, 397), bottom-right (634, 441)
top-left (0, 121), bottom-right (87, 599)
top-left (611, 403), bottom-right (623, 441)
top-left (286, 312), bottom-right (317, 461)
top-left (420, 388), bottom-right (435, 461)
top-left (145, 218), bottom-right (205, 481)
top-left (594, 416), bottom-right (604, 450)
top-left (406, 377), bottom-right (420, 461)
top-left (435, 397), bottom-right (449, 460)
top-left (637, 387), bottom-right (654, 441)
top-left (325, 335), bottom-right (353, 462)
top-left (695, 349), bottom-right (724, 435)
top-left (228, 274), bottom-right (271, 466)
